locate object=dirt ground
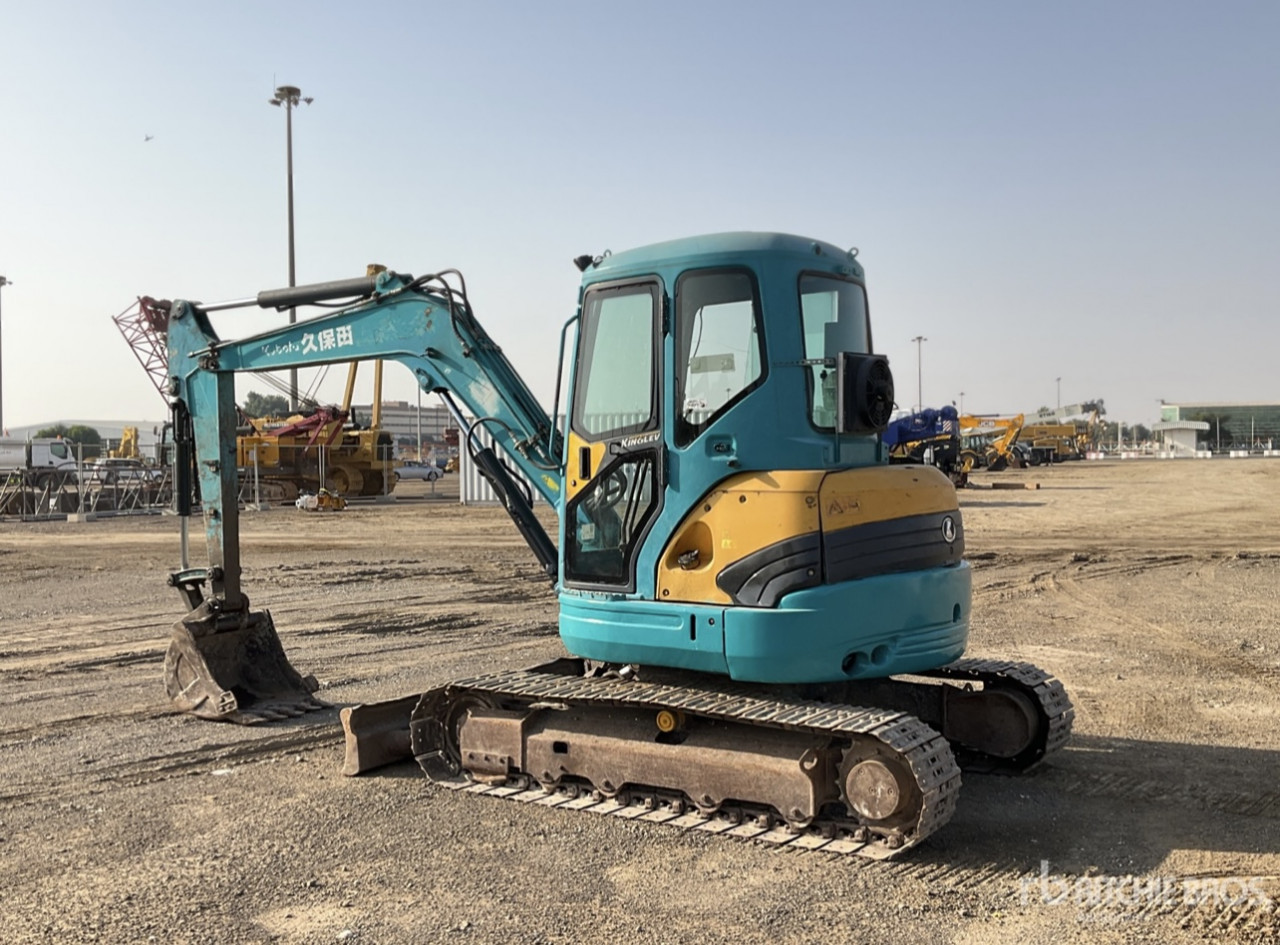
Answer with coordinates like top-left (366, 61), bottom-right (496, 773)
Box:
top-left (1, 459), bottom-right (1278, 944)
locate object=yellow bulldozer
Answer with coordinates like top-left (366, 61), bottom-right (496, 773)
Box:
top-left (238, 362), bottom-right (397, 500)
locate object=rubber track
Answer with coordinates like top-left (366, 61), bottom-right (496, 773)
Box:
top-left (416, 668), bottom-right (963, 859)
top-left (923, 658), bottom-right (1074, 768)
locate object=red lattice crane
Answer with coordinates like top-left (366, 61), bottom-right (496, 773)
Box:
top-left (112, 296), bottom-right (172, 406)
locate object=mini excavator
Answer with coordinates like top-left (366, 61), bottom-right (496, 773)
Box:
top-left (160, 233), bottom-right (1072, 858)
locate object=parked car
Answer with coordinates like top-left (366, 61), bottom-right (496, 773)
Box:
top-left (89, 458), bottom-right (164, 484)
top-left (394, 460), bottom-right (442, 482)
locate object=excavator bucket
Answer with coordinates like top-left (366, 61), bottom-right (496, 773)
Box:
top-left (164, 600), bottom-right (325, 724)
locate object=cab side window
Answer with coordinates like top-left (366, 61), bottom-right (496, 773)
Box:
top-left (674, 270), bottom-right (764, 447)
top-left (571, 284), bottom-right (658, 439)
top-left (800, 275), bottom-right (870, 429)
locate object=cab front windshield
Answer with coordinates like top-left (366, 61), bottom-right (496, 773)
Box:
top-left (799, 274), bottom-right (870, 429)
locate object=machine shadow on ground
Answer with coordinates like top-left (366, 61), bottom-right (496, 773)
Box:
top-left (931, 734), bottom-right (1280, 875)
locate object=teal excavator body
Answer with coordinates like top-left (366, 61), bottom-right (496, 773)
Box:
top-left (156, 232), bottom-right (1069, 859)
top-left (163, 233), bottom-right (968, 718)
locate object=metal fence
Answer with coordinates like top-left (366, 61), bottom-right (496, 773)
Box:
top-left (459, 426), bottom-right (545, 506)
top-left (0, 467), bottom-right (173, 520)
top-left (459, 413), bottom-right (647, 505)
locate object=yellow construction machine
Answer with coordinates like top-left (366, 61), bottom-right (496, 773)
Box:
top-left (237, 361), bottom-right (397, 500)
top-left (115, 295), bottom-right (396, 501)
top-left (1022, 400), bottom-right (1106, 462)
top-left (108, 426), bottom-right (141, 460)
top-left (958, 414), bottom-right (1026, 472)
top-left (1018, 422), bottom-right (1081, 465)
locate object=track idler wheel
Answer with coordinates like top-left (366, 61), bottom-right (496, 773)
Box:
top-left (360, 470), bottom-right (385, 497)
top-left (838, 741), bottom-right (923, 835)
top-left (164, 600), bottom-right (325, 724)
top-left (327, 466), bottom-right (364, 496)
top-left (409, 688), bottom-right (498, 782)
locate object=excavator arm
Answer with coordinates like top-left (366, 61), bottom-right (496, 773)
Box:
top-left (163, 268), bottom-right (563, 722)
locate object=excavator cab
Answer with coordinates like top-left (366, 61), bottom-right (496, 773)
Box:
top-left (554, 235), bottom-right (959, 684)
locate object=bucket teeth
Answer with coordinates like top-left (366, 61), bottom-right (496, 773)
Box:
top-left (164, 601), bottom-right (326, 724)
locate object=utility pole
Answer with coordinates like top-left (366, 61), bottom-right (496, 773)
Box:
top-left (958, 391), bottom-right (965, 414)
top-left (0, 276), bottom-right (10, 434)
top-left (911, 336), bottom-right (927, 412)
top-left (1056, 376), bottom-right (1062, 410)
top-left (268, 85), bottom-right (313, 412)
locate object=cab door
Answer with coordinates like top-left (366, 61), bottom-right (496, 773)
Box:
top-left (563, 279), bottom-right (663, 592)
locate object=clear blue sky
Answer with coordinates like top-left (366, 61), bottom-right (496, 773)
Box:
top-left (1, 1), bottom-right (1276, 432)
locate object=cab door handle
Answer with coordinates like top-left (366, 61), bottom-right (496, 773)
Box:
top-left (707, 435), bottom-right (738, 464)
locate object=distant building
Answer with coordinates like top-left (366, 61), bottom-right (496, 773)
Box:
top-left (3, 420), bottom-right (168, 455)
top-left (353, 401), bottom-right (458, 458)
top-left (1159, 402), bottom-right (1280, 450)
top-left (1150, 420), bottom-right (1209, 455)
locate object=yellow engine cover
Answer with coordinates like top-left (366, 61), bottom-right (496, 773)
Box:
top-left (656, 465), bottom-right (959, 607)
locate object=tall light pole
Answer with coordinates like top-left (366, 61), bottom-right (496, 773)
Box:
top-left (911, 335), bottom-right (927, 411)
top-left (0, 275), bottom-right (10, 435)
top-left (958, 391), bottom-right (965, 415)
top-left (1056, 376), bottom-right (1062, 410)
top-left (269, 85), bottom-right (313, 412)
